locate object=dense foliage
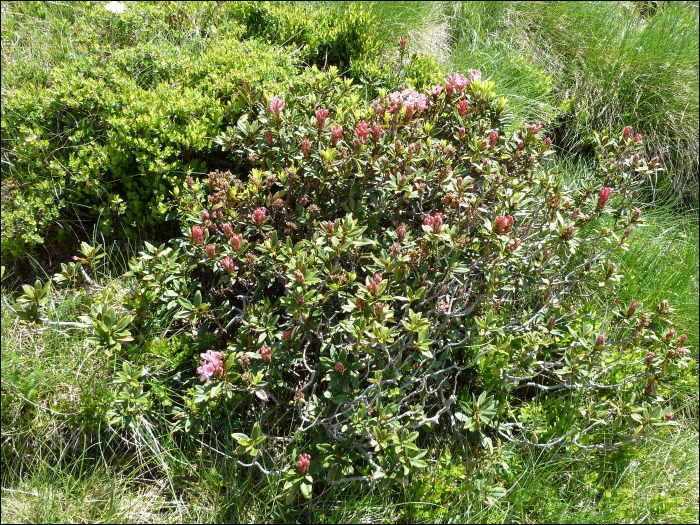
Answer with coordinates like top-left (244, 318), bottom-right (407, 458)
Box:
top-left (9, 62), bottom-right (691, 505)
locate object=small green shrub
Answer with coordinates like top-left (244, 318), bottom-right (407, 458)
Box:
top-left (15, 64), bottom-right (693, 508)
top-left (1, 33), bottom-right (296, 259)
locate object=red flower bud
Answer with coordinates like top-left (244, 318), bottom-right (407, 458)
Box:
top-left (260, 345), bottom-right (271, 363)
top-left (330, 123), bottom-right (343, 146)
top-left (315, 108), bottom-right (329, 130)
top-left (627, 300), bottom-right (638, 317)
top-left (302, 138), bottom-right (311, 158)
top-left (400, 37), bottom-right (407, 52)
top-left (594, 335), bottom-right (606, 350)
top-left (623, 126), bottom-right (632, 142)
top-left (372, 123), bottom-right (381, 141)
top-left (355, 295), bottom-right (366, 311)
top-left (659, 300), bottom-right (669, 313)
top-left (458, 99), bottom-right (470, 117)
top-left (634, 133), bottom-right (643, 143)
top-left (283, 330), bottom-right (292, 344)
top-left (201, 210), bottom-right (210, 222)
top-left (374, 302), bottom-right (384, 317)
top-left (252, 207), bottom-right (266, 227)
top-left (205, 244), bottom-right (217, 260)
top-left (646, 351), bottom-right (655, 365)
top-left (297, 453), bottom-right (311, 474)
top-left (326, 221), bottom-right (335, 235)
top-left (335, 361), bottom-right (345, 374)
top-left (294, 269), bottom-right (304, 283)
top-left (191, 226), bottom-right (205, 245)
top-left (489, 131), bottom-right (499, 150)
top-left (222, 222), bottom-right (233, 239)
top-left (220, 256), bottom-right (234, 274)
top-left (265, 130), bottom-right (273, 147)
top-left (397, 226), bottom-right (406, 241)
top-left (547, 317), bottom-right (556, 330)
top-left (230, 234), bottom-right (242, 252)
top-left (632, 208), bottom-right (641, 222)
top-left (597, 187), bottom-right (612, 210)
top-left (677, 334), bottom-right (687, 346)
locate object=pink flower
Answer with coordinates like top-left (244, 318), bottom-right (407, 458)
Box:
top-left (399, 175), bottom-right (407, 187)
top-left (443, 73), bottom-right (467, 95)
top-left (632, 208), bottom-right (641, 222)
top-left (356, 121), bottom-right (370, 144)
top-left (424, 214), bottom-right (434, 226)
top-left (634, 133), bottom-right (643, 143)
top-left (265, 130), bottom-right (273, 147)
top-left (372, 123), bottom-right (381, 141)
top-left (282, 330), bottom-right (292, 344)
top-left (458, 99), bottom-right (470, 117)
top-left (326, 221), bottom-right (335, 235)
top-left (297, 453), bottom-right (311, 474)
top-left (494, 215), bottom-right (514, 234)
top-left (627, 300), bottom-right (638, 317)
top-left (374, 302), bottom-right (384, 316)
top-left (294, 269), bottom-right (304, 283)
top-left (432, 213), bottom-right (443, 233)
top-left (678, 334), bottom-right (687, 345)
top-left (547, 317), bottom-right (556, 331)
top-left (545, 137), bottom-right (552, 147)
top-left (335, 361), bottom-right (345, 374)
top-left (205, 243), bottom-right (217, 260)
top-left (663, 412), bottom-right (675, 421)
top-left (373, 273), bottom-right (382, 284)
top-left (597, 187), bottom-right (612, 209)
top-left (201, 209), bottom-right (210, 222)
top-left (489, 131), bottom-right (499, 150)
top-left (594, 335), bottom-right (606, 350)
top-left (260, 345), bottom-right (271, 363)
top-left (198, 350), bottom-right (224, 382)
top-left (402, 89), bottom-right (428, 115)
top-left (252, 207), bottom-right (266, 227)
top-left (467, 69), bottom-right (482, 86)
top-left (221, 256), bottom-right (234, 274)
top-left (315, 108), bottom-right (329, 130)
top-left (650, 156), bottom-right (659, 166)
top-left (302, 138), bottom-right (311, 158)
top-left (395, 139), bottom-right (402, 152)
top-left (231, 233), bottom-right (242, 252)
top-left (456, 177), bottom-right (463, 187)
top-left (530, 122), bottom-right (543, 135)
top-left (659, 299), bottom-right (669, 312)
top-left (191, 226), bottom-right (205, 245)
top-left (562, 225), bottom-right (575, 239)
top-left (459, 126), bottom-right (466, 137)
top-left (355, 295), bottom-right (366, 311)
top-left (664, 328), bottom-right (676, 342)
top-left (623, 126), bottom-right (632, 142)
top-left (527, 156), bottom-right (535, 167)
top-left (646, 351), bottom-right (655, 365)
top-left (330, 123), bottom-right (343, 146)
top-left (397, 226), bottom-right (406, 241)
top-left (430, 85), bottom-right (443, 97)
top-left (269, 95), bottom-right (285, 118)
top-left (296, 294), bottom-right (306, 305)
top-left (400, 37), bottom-right (407, 52)
top-left (223, 222), bottom-right (233, 239)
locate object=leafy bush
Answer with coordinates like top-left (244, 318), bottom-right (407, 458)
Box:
top-left (1, 32), bottom-right (296, 259)
top-left (11, 64), bottom-right (692, 505)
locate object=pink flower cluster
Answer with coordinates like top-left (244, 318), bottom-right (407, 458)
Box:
top-left (372, 123), bottom-right (381, 141)
top-left (231, 233), bottom-right (242, 252)
top-left (223, 222), bottom-right (233, 239)
top-left (374, 302), bottom-right (384, 316)
top-left (402, 89), bottom-right (428, 120)
top-left (623, 126), bottom-right (632, 142)
top-left (326, 220), bottom-right (335, 234)
top-left (302, 138), bottom-right (311, 158)
top-left (206, 243), bottom-right (217, 260)
top-left (297, 453), bottom-right (311, 474)
top-left (335, 361), bottom-right (345, 374)
top-left (260, 345), bottom-right (271, 363)
top-left (458, 99), bottom-right (470, 117)
top-left (315, 107), bottom-right (329, 130)
top-left (489, 131), bottom-right (499, 150)
top-left (530, 122), bottom-right (543, 135)
top-left (424, 213), bottom-right (443, 233)
top-left (330, 123), bottom-right (343, 146)
top-left (269, 96), bottom-right (285, 118)
top-left (253, 207), bottom-right (266, 227)
top-left (295, 269), bottom-right (304, 283)
top-left (468, 69), bottom-right (482, 85)
top-left (367, 273), bottom-right (382, 295)
top-left (221, 256), bottom-right (234, 274)
top-left (355, 294), bottom-right (366, 311)
top-left (443, 73), bottom-right (467, 95)
top-left (627, 300), bottom-right (638, 317)
top-left (494, 215), bottom-right (514, 234)
top-left (507, 237), bottom-right (521, 252)
top-left (191, 225), bottom-right (205, 245)
top-left (356, 121), bottom-right (370, 144)
top-left (201, 209), bottom-right (210, 222)
top-left (597, 187), bottom-right (612, 210)
top-left (282, 330), bottom-right (292, 344)
top-left (594, 335), bottom-right (606, 350)
top-left (198, 350), bottom-right (224, 382)
top-left (399, 37), bottom-right (407, 52)
top-left (265, 130), bottom-right (273, 147)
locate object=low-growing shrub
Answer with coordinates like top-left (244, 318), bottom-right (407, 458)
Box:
top-left (12, 65), bottom-right (692, 505)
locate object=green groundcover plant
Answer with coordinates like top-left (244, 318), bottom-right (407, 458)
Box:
top-left (7, 61), bottom-right (692, 507)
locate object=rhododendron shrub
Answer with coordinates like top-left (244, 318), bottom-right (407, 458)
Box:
top-left (44, 65), bottom-right (686, 495)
